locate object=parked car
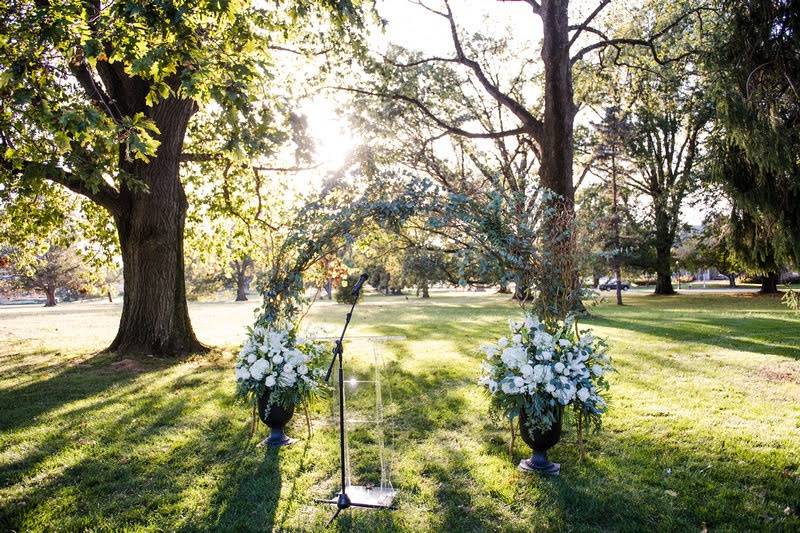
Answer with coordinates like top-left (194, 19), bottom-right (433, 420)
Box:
top-left (598, 279), bottom-right (630, 291)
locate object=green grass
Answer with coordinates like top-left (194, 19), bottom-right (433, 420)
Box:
top-left (1, 291), bottom-right (799, 531)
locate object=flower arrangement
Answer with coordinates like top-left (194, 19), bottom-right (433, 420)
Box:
top-left (235, 325), bottom-right (329, 409)
top-left (479, 313), bottom-right (612, 437)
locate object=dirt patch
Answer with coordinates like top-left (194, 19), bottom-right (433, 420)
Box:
top-left (759, 362), bottom-right (800, 384)
top-left (108, 358), bottom-right (145, 373)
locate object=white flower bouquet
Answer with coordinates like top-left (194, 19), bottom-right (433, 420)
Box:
top-left (235, 325), bottom-right (329, 409)
top-left (479, 313), bottom-right (612, 435)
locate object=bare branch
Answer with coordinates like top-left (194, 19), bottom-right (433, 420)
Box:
top-left (571, 7), bottom-right (707, 65)
top-left (498, 0), bottom-right (541, 14)
top-left (568, 0), bottom-right (612, 47)
top-left (442, 0), bottom-right (543, 140)
top-left (332, 86), bottom-right (528, 139)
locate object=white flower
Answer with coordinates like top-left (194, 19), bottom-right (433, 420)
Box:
top-left (513, 376), bottom-right (525, 388)
top-left (500, 380), bottom-right (518, 394)
top-left (524, 315), bottom-right (540, 329)
top-left (482, 344), bottom-right (498, 358)
top-left (533, 331), bottom-right (554, 347)
top-left (264, 374), bottom-right (276, 387)
top-left (501, 346), bottom-right (527, 369)
top-left (246, 353), bottom-right (257, 364)
top-left (271, 354), bottom-right (283, 365)
top-left (592, 364), bottom-right (604, 376)
top-left (580, 333), bottom-right (594, 346)
top-left (520, 363), bottom-right (533, 377)
top-left (278, 371), bottom-right (297, 387)
top-left (249, 358), bottom-right (270, 380)
top-left (554, 362), bottom-right (565, 373)
top-left (577, 388), bottom-right (591, 402)
top-left (558, 338), bottom-right (571, 347)
top-left (545, 383), bottom-right (556, 394)
top-left (235, 366), bottom-right (250, 381)
top-left (297, 364), bottom-right (308, 375)
top-left (512, 334), bottom-right (522, 344)
top-left (497, 337), bottom-right (508, 348)
top-left (539, 350), bottom-right (553, 361)
top-left (286, 349), bottom-right (305, 366)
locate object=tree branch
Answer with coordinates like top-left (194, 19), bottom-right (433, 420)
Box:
top-left (571, 7), bottom-right (707, 65)
top-left (568, 0), bottom-right (612, 48)
top-left (442, 0), bottom-right (543, 140)
top-left (498, 0), bottom-right (541, 15)
top-left (3, 158), bottom-right (121, 214)
top-left (333, 86), bottom-right (528, 139)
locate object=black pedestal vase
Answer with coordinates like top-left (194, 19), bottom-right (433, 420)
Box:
top-left (258, 391), bottom-right (296, 447)
top-left (518, 407), bottom-right (563, 475)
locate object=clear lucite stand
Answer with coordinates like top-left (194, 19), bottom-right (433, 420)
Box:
top-left (317, 335), bottom-right (403, 511)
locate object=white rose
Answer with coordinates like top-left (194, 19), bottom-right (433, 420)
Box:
top-left (246, 353), bottom-right (257, 364)
top-left (512, 334), bottom-right (522, 344)
top-left (554, 362), bottom-right (565, 373)
top-left (524, 315), bottom-right (539, 329)
top-left (497, 337), bottom-right (508, 348)
top-left (545, 383), bottom-right (556, 394)
top-left (235, 366), bottom-right (250, 381)
top-left (532, 364), bottom-right (546, 383)
top-left (271, 354), bottom-right (283, 365)
top-left (278, 371), bottom-right (297, 387)
top-left (264, 374), bottom-right (276, 387)
top-left (577, 388), bottom-right (591, 402)
top-left (297, 364), bottom-right (308, 375)
top-left (513, 376), bottom-right (525, 388)
top-left (249, 358), bottom-right (270, 380)
top-left (520, 364), bottom-right (533, 377)
top-left (482, 344), bottom-right (498, 357)
top-left (558, 339), bottom-right (571, 347)
top-left (592, 364), bottom-right (604, 376)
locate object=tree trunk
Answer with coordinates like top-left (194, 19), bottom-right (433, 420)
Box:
top-left (498, 279), bottom-right (511, 293)
top-left (108, 98), bottom-right (204, 356)
top-left (538, 0), bottom-right (581, 317)
top-left (614, 266), bottom-right (623, 305)
top-left (324, 278), bottom-right (333, 300)
top-left (759, 271), bottom-right (780, 294)
top-left (653, 212), bottom-right (676, 295)
top-left (235, 270), bottom-right (248, 301)
top-left (728, 273), bottom-right (736, 287)
top-left (44, 285), bottom-right (57, 307)
top-left (421, 282), bottom-right (430, 298)
top-left (232, 256), bottom-right (252, 301)
top-left (107, 289), bottom-right (113, 303)
top-left (610, 148), bottom-right (624, 305)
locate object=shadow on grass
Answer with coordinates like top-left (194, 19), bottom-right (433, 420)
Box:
top-left (0, 354), bottom-right (288, 531)
top-left (590, 313), bottom-right (800, 360)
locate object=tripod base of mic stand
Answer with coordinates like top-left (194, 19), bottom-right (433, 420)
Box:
top-left (316, 485), bottom-right (397, 513)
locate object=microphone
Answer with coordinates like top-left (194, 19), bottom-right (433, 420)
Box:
top-left (350, 273), bottom-right (369, 296)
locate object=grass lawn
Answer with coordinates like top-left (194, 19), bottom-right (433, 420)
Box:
top-left (1, 291), bottom-right (799, 531)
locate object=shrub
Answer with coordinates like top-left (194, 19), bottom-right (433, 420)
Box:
top-left (334, 274), bottom-right (361, 304)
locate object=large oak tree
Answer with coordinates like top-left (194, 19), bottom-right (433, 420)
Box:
top-left (0, 0), bottom-right (362, 355)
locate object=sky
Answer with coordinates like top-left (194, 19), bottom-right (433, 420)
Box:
top-left (302, 0), bottom-right (706, 225)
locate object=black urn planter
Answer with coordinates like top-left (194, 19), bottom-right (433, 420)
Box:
top-left (257, 391), bottom-right (296, 447)
top-left (518, 407), bottom-right (563, 475)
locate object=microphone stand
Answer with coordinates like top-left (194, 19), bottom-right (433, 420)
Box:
top-left (318, 275), bottom-right (388, 526)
